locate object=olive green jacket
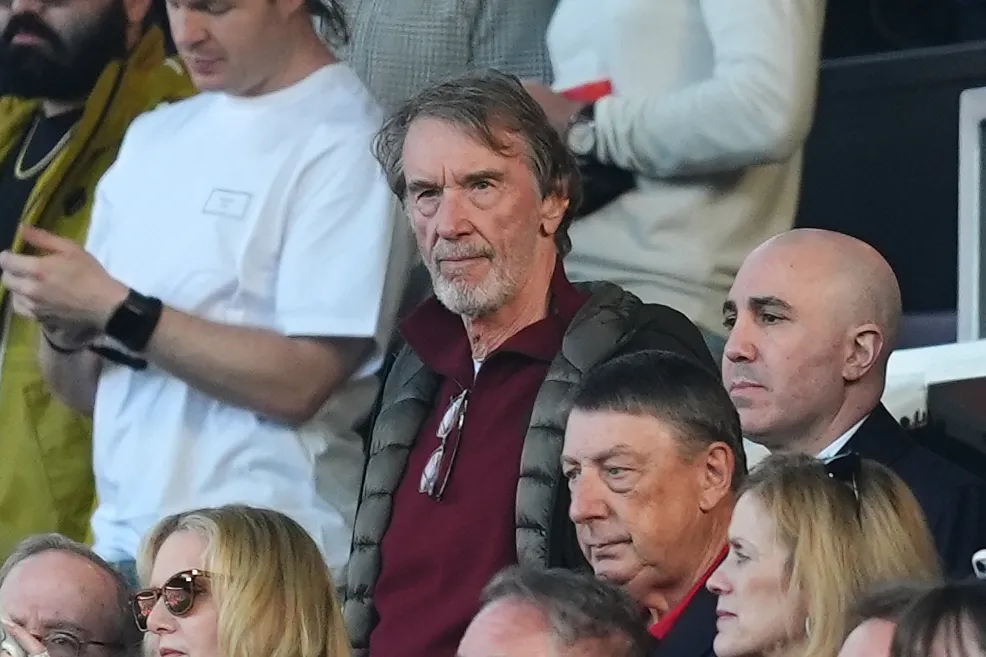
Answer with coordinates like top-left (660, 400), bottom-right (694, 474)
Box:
top-left (0, 27), bottom-right (194, 559)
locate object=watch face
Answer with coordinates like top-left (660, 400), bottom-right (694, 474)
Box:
top-left (568, 121), bottom-right (596, 156)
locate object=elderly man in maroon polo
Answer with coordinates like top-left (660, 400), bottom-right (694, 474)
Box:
top-left (342, 71), bottom-right (715, 657)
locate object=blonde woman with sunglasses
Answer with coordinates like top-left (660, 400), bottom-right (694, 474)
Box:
top-left (705, 453), bottom-right (941, 657)
top-left (129, 505), bottom-right (350, 657)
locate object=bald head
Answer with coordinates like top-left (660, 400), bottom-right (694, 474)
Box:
top-left (0, 552), bottom-right (123, 655)
top-left (837, 619), bottom-right (897, 657)
top-left (458, 599), bottom-right (555, 657)
top-left (753, 229), bottom-right (901, 350)
top-left (722, 229), bottom-right (902, 454)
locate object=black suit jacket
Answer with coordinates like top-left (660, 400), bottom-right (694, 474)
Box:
top-left (648, 587), bottom-right (718, 657)
top-left (843, 404), bottom-right (986, 578)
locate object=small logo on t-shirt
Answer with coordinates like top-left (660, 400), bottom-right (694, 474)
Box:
top-left (203, 189), bottom-right (252, 219)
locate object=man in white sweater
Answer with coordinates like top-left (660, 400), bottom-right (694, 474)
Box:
top-left (524, 0), bottom-right (826, 358)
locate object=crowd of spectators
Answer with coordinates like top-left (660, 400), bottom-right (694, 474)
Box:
top-left (2, 1), bottom-right (986, 657)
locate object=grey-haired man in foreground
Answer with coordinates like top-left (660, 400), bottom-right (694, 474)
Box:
top-left (458, 567), bottom-right (653, 657)
top-left (0, 534), bottom-right (139, 657)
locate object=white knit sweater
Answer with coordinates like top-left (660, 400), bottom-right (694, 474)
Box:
top-left (548, 0), bottom-right (826, 336)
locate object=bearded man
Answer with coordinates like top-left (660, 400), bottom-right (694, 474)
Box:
top-left (0, 0), bottom-right (192, 558)
top-left (343, 70), bottom-right (715, 657)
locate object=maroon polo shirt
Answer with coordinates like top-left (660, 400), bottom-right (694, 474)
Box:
top-left (369, 262), bottom-right (588, 657)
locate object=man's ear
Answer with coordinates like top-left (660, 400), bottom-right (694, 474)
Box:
top-left (698, 442), bottom-right (734, 512)
top-left (539, 191), bottom-right (569, 238)
top-left (843, 324), bottom-right (883, 383)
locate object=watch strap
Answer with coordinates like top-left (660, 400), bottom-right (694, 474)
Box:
top-left (105, 289), bottom-right (163, 353)
top-left (41, 329), bottom-right (84, 354)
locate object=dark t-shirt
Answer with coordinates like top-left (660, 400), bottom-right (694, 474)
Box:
top-left (0, 109), bottom-right (82, 253)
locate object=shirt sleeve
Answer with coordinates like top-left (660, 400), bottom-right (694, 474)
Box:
top-left (471, 0), bottom-right (557, 83)
top-left (593, 0), bottom-right (826, 178)
top-left (274, 128), bottom-right (399, 344)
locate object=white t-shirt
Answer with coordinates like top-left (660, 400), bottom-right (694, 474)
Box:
top-left (85, 63), bottom-right (408, 575)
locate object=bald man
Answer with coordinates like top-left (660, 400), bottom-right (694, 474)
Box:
top-left (723, 228), bottom-right (986, 577)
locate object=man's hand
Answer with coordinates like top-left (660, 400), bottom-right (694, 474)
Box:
top-left (521, 81), bottom-right (585, 135)
top-left (1, 619), bottom-right (46, 657)
top-left (0, 225), bottom-right (128, 332)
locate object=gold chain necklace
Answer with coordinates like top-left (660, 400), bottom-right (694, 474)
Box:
top-left (13, 114), bottom-right (77, 181)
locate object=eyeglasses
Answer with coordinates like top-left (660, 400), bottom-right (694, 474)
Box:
top-left (419, 388), bottom-right (469, 500)
top-left (26, 631), bottom-right (120, 657)
top-left (822, 451), bottom-right (862, 508)
top-left (131, 569), bottom-right (211, 632)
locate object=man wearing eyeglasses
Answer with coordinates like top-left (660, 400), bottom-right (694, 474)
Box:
top-left (343, 71), bottom-right (715, 657)
top-left (723, 227), bottom-right (986, 578)
top-left (0, 534), bottom-right (140, 657)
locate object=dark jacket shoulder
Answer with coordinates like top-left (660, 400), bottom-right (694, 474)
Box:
top-left (648, 587), bottom-right (718, 657)
top-left (849, 404), bottom-right (986, 577)
top-left (571, 281), bottom-right (717, 374)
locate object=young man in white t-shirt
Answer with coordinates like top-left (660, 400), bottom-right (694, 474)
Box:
top-left (0, 0), bottom-right (407, 582)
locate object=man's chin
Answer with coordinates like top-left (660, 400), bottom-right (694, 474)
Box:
top-left (0, 56), bottom-right (72, 99)
top-left (591, 560), bottom-right (637, 587)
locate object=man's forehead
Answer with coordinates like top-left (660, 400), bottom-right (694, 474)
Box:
top-left (403, 118), bottom-right (527, 171)
top-left (565, 410), bottom-right (678, 458)
top-left (723, 291), bottom-right (795, 311)
top-left (1, 552), bottom-right (117, 633)
top-left (463, 600), bottom-right (552, 652)
top-left (728, 249), bottom-right (808, 311)
top-left (739, 239), bottom-right (836, 287)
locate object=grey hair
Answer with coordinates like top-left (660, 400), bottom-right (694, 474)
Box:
top-left (480, 567), bottom-right (651, 657)
top-left (372, 69), bottom-right (582, 257)
top-left (0, 534), bottom-right (141, 657)
top-left (851, 581), bottom-right (937, 628)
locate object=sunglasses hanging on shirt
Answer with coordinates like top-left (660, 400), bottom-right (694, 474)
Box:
top-left (419, 388), bottom-right (469, 501)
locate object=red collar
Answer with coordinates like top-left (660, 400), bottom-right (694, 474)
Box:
top-left (649, 545), bottom-right (728, 640)
top-left (400, 258), bottom-right (587, 381)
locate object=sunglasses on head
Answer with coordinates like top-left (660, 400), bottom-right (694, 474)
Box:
top-left (131, 569), bottom-right (211, 632)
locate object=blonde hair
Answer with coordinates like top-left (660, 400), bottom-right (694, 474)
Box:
top-left (138, 505), bottom-right (351, 657)
top-left (742, 454), bottom-right (941, 657)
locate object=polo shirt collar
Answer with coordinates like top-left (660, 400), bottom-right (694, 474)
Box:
top-left (401, 258), bottom-right (586, 381)
top-left (650, 545), bottom-right (728, 640)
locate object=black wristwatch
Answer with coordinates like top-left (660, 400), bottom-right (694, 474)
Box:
top-left (104, 289), bottom-right (163, 353)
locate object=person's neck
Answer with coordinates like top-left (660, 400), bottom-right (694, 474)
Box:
top-left (763, 393), bottom-right (879, 456)
top-left (253, 29), bottom-right (337, 96)
top-left (462, 253), bottom-right (557, 361)
top-left (642, 511), bottom-right (730, 623)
